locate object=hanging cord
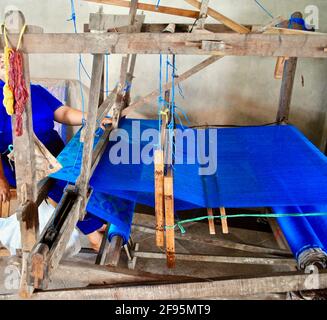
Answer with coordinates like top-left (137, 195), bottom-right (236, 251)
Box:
top-left (105, 54), bottom-right (109, 97)
top-left (254, 0), bottom-right (274, 19)
top-left (67, 0), bottom-right (86, 125)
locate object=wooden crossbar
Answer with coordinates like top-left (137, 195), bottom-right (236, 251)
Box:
top-left (84, 0), bottom-right (200, 19)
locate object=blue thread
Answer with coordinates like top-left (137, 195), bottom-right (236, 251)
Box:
top-left (175, 105), bottom-right (191, 126)
top-left (105, 54), bottom-right (109, 97)
top-left (254, 0), bottom-right (274, 19)
top-left (68, 0), bottom-right (86, 122)
top-left (156, 0), bottom-right (161, 9)
top-left (157, 54), bottom-right (164, 149)
top-left (124, 81), bottom-right (132, 93)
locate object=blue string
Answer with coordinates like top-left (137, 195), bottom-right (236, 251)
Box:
top-left (175, 105), bottom-right (191, 126)
top-left (68, 0), bottom-right (86, 123)
top-left (105, 54), bottom-right (109, 97)
top-left (254, 0), bottom-right (274, 19)
top-left (124, 82), bottom-right (132, 93)
top-left (157, 54), bottom-right (164, 149)
top-left (156, 0), bottom-right (161, 9)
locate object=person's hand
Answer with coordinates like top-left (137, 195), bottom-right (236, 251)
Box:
top-left (100, 117), bottom-right (112, 130)
top-left (0, 177), bottom-right (11, 203)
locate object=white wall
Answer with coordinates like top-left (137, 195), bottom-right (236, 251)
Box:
top-left (1, 0), bottom-right (327, 145)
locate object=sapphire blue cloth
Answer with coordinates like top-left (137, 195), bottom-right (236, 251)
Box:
top-left (51, 119), bottom-right (327, 250)
top-left (50, 128), bottom-right (136, 241)
top-left (0, 80), bottom-right (65, 186)
top-left (273, 206), bottom-right (327, 259)
top-left (88, 120), bottom-right (327, 209)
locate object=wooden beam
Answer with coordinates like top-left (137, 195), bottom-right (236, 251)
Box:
top-left (207, 208), bottom-right (216, 235)
top-left (123, 1), bottom-right (144, 108)
top-left (276, 13), bottom-right (306, 123)
top-left (134, 251), bottom-right (295, 267)
top-left (254, 16), bottom-right (286, 33)
top-left (95, 224), bottom-right (110, 265)
top-left (276, 57), bottom-right (298, 123)
top-left (154, 149), bottom-right (165, 247)
top-left (54, 260), bottom-right (198, 285)
top-left (12, 270), bottom-right (327, 300)
top-left (89, 13), bottom-right (144, 31)
top-left (220, 207), bottom-right (229, 234)
top-left (122, 55), bottom-right (222, 116)
top-left (106, 236), bottom-right (124, 266)
top-left (1, 33), bottom-right (327, 57)
top-left (76, 54), bottom-right (104, 212)
top-left (4, 10), bottom-right (39, 299)
top-left (274, 13), bottom-right (306, 80)
top-left (184, 0), bottom-right (250, 34)
top-left (133, 224), bottom-right (291, 256)
top-left (197, 0), bottom-right (210, 30)
top-left (85, 22), bottom-right (255, 34)
top-left (164, 174), bottom-right (175, 268)
top-left (29, 186), bottom-right (82, 287)
top-left (84, 0), bottom-right (200, 19)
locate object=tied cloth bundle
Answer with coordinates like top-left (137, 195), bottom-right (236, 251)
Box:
top-left (1, 24), bottom-right (29, 136)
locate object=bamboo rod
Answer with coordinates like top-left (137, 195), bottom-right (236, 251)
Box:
top-left (207, 208), bottom-right (216, 235)
top-left (220, 207), bottom-right (229, 234)
top-left (154, 149), bottom-right (165, 247)
top-left (164, 175), bottom-right (175, 268)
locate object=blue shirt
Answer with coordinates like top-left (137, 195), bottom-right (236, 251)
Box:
top-left (0, 80), bottom-right (65, 186)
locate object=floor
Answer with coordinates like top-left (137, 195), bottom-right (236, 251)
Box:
top-left (0, 211), bottom-right (304, 299)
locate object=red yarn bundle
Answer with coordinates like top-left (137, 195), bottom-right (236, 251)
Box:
top-left (8, 50), bottom-right (29, 136)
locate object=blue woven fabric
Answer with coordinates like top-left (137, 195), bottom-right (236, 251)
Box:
top-left (50, 128), bottom-right (135, 242)
top-left (273, 206), bottom-right (326, 259)
top-left (52, 119), bottom-right (327, 250)
top-left (273, 205), bottom-right (327, 259)
top-left (90, 119), bottom-right (327, 209)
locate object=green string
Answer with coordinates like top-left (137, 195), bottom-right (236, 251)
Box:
top-left (166, 212), bottom-right (327, 230)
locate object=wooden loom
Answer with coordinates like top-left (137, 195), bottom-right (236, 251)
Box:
top-left (0, 0), bottom-right (327, 299)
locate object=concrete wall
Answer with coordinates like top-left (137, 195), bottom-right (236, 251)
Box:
top-left (1, 0), bottom-right (327, 145)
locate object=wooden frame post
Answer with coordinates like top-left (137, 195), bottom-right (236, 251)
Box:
top-left (106, 0), bottom-right (143, 266)
top-left (197, 0), bottom-right (209, 30)
top-left (276, 12), bottom-right (306, 123)
top-left (76, 54), bottom-right (104, 211)
top-left (4, 10), bottom-right (39, 298)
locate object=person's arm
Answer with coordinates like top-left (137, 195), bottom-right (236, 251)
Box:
top-left (54, 106), bottom-right (112, 129)
top-left (0, 156), bottom-right (10, 202)
top-left (54, 106), bottom-right (85, 126)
